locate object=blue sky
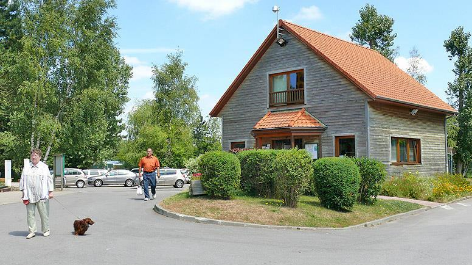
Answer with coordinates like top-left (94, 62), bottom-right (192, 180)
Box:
top-left (112, 0), bottom-right (472, 118)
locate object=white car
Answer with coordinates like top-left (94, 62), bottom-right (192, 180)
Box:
top-left (135, 168), bottom-right (186, 188)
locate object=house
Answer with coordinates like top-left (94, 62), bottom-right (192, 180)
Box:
top-left (210, 20), bottom-right (456, 176)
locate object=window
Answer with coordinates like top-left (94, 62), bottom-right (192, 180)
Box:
top-left (269, 70), bottom-right (304, 106)
top-left (335, 136), bottom-right (355, 157)
top-left (231, 141), bottom-right (245, 149)
top-left (391, 137), bottom-right (421, 164)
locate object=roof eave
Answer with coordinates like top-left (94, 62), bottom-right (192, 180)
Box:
top-left (375, 97), bottom-right (457, 115)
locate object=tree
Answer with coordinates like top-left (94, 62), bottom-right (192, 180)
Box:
top-left (118, 51), bottom-right (200, 168)
top-left (444, 26), bottom-right (472, 175)
top-left (406, 47), bottom-right (427, 85)
top-left (350, 4), bottom-right (398, 61)
top-left (0, 0), bottom-right (131, 173)
top-left (193, 115), bottom-right (222, 156)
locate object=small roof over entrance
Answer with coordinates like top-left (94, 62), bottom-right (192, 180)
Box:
top-left (253, 108), bottom-right (325, 130)
top-left (252, 109), bottom-right (326, 149)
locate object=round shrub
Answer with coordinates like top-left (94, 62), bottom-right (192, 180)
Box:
top-left (237, 149), bottom-right (278, 197)
top-left (274, 149), bottom-right (313, 208)
top-left (313, 157), bottom-right (360, 211)
top-left (198, 151), bottom-right (241, 199)
top-left (351, 157), bottom-right (387, 204)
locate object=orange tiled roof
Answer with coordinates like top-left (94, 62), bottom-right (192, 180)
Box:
top-left (281, 20), bottom-right (456, 113)
top-left (254, 108), bottom-right (325, 129)
top-left (209, 20), bottom-right (456, 117)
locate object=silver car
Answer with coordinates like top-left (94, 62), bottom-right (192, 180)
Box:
top-left (135, 168), bottom-right (186, 188)
top-left (83, 169), bottom-right (108, 178)
top-left (88, 169), bottom-right (137, 187)
top-left (54, 168), bottom-right (87, 188)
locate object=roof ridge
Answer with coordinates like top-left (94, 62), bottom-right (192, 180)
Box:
top-left (281, 20), bottom-right (375, 53)
top-left (289, 108), bottom-right (305, 127)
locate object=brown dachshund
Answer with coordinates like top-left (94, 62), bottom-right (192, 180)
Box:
top-left (73, 218), bottom-right (95, 235)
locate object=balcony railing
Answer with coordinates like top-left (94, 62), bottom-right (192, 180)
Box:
top-left (269, 89), bottom-right (304, 106)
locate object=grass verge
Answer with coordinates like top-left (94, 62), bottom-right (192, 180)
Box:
top-left (161, 193), bottom-right (422, 228)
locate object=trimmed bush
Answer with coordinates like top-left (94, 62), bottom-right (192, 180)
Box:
top-left (198, 151), bottom-right (241, 199)
top-left (351, 157), bottom-right (387, 204)
top-left (237, 149), bottom-right (279, 197)
top-left (313, 157), bottom-right (360, 211)
top-left (274, 149), bottom-right (313, 208)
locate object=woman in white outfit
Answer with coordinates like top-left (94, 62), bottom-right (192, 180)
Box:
top-left (19, 149), bottom-right (54, 239)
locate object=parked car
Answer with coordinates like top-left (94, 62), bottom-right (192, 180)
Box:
top-left (134, 168), bottom-right (186, 188)
top-left (83, 169), bottom-right (108, 178)
top-left (88, 169), bottom-right (136, 187)
top-left (54, 168), bottom-right (87, 188)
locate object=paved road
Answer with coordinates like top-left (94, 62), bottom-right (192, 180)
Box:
top-left (1, 186), bottom-right (471, 265)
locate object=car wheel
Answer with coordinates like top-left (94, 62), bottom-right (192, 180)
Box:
top-left (94, 179), bottom-right (103, 187)
top-left (76, 180), bottom-right (85, 188)
top-left (125, 179), bottom-right (134, 187)
top-left (174, 179), bottom-right (184, 188)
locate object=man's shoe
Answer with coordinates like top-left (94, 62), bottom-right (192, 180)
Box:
top-left (151, 194), bottom-right (156, 200)
top-left (43, 231), bottom-right (50, 237)
top-left (144, 198), bottom-right (149, 201)
top-left (26, 233), bottom-right (35, 239)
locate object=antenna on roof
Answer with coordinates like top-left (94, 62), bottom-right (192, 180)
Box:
top-left (272, 5), bottom-right (287, 47)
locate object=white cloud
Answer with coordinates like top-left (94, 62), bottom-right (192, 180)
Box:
top-left (123, 56), bottom-right (154, 81)
top-left (291, 6), bottom-right (323, 21)
top-left (142, 91), bottom-right (155, 100)
top-left (121, 48), bottom-right (177, 54)
top-left (168, 0), bottom-right (258, 20)
top-left (395, 56), bottom-right (434, 74)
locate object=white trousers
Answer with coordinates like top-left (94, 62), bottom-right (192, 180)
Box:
top-left (26, 200), bottom-right (49, 233)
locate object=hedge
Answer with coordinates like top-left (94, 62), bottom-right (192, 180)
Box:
top-left (313, 157), bottom-right (360, 211)
top-left (351, 157), bottom-right (386, 204)
top-left (274, 149), bottom-right (313, 208)
top-left (237, 149), bottom-right (279, 197)
top-left (198, 151), bottom-right (241, 199)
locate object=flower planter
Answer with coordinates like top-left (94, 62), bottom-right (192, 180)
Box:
top-left (189, 180), bottom-right (206, 196)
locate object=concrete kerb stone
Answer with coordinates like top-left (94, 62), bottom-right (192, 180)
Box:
top-left (154, 203), bottom-right (437, 231)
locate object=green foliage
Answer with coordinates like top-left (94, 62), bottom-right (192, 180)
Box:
top-left (381, 172), bottom-right (432, 200)
top-left (198, 151), bottom-right (240, 199)
top-left (193, 115), bottom-right (222, 156)
top-left (351, 157), bottom-right (387, 204)
top-left (431, 173), bottom-right (472, 201)
top-left (184, 155), bottom-right (202, 175)
top-left (274, 149), bottom-right (313, 208)
top-left (444, 26), bottom-right (472, 175)
top-left (350, 4), bottom-right (398, 61)
top-left (0, 0), bottom-right (131, 172)
top-left (237, 149), bottom-right (279, 197)
top-left (313, 157), bottom-right (360, 211)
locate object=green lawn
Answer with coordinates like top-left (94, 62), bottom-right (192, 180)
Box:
top-left (161, 193), bottom-right (422, 228)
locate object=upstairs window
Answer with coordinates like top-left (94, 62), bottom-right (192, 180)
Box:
top-left (269, 70), bottom-right (304, 106)
top-left (391, 137), bottom-right (421, 164)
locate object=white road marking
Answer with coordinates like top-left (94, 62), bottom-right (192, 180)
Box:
top-left (457, 203), bottom-right (470, 207)
top-left (441, 205), bottom-right (454, 210)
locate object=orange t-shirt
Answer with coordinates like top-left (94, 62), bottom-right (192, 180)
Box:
top-left (138, 156), bottom-right (160, 172)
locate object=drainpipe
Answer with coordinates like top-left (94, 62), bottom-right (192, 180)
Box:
top-left (365, 100), bottom-right (370, 158)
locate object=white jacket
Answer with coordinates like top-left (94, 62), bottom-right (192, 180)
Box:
top-left (20, 161), bottom-right (53, 202)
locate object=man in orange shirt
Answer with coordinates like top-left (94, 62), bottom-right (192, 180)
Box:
top-left (138, 148), bottom-right (160, 201)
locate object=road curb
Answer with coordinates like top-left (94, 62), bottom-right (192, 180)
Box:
top-left (153, 201), bottom-right (435, 231)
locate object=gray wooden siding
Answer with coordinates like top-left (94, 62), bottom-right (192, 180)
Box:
top-left (219, 31), bottom-right (369, 156)
top-left (368, 102), bottom-right (447, 176)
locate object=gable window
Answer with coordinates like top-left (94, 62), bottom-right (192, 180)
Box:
top-left (391, 137), bottom-right (421, 164)
top-left (269, 70), bottom-right (304, 106)
top-left (231, 141), bottom-right (245, 149)
top-left (335, 136), bottom-right (355, 157)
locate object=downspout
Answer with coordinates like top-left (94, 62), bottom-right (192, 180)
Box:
top-left (365, 100), bottom-right (370, 158)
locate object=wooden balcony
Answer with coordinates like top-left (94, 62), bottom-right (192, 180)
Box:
top-left (269, 89), bottom-right (305, 106)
